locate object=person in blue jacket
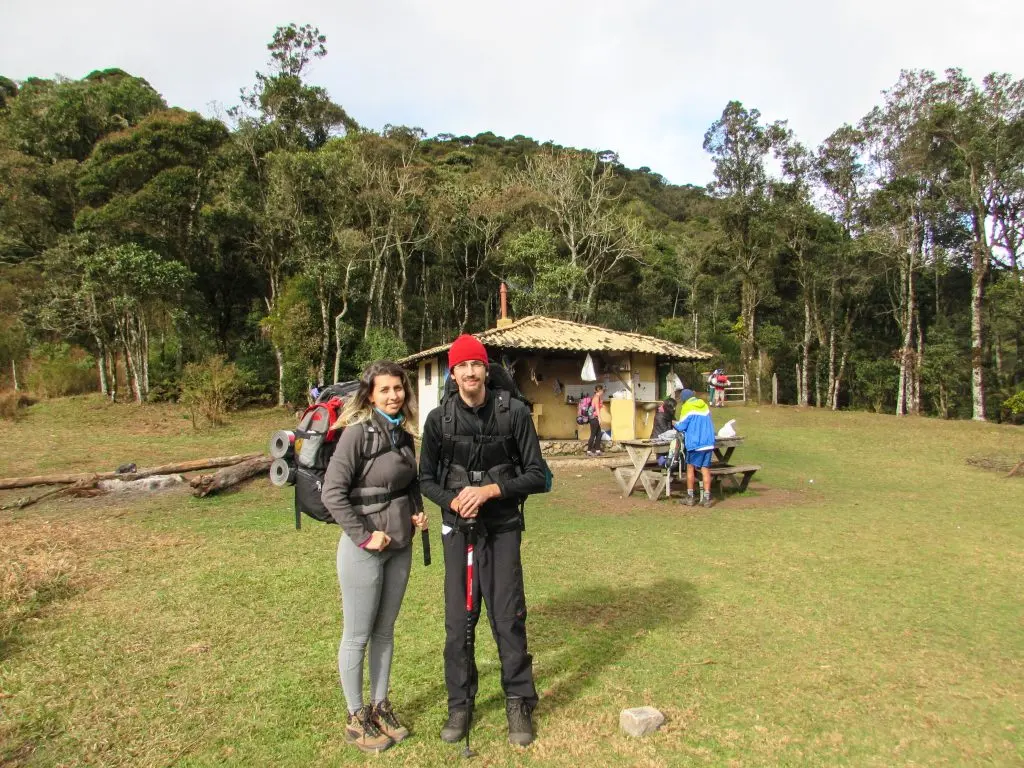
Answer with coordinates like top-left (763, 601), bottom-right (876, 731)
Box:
top-left (673, 389), bottom-right (716, 508)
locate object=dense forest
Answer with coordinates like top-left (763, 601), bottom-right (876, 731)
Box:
top-left (1, 24), bottom-right (1022, 421)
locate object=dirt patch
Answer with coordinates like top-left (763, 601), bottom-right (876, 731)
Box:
top-left (551, 471), bottom-right (813, 517)
top-left (966, 454), bottom-right (1024, 477)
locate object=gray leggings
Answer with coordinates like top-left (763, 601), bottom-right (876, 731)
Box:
top-left (337, 534), bottom-right (412, 713)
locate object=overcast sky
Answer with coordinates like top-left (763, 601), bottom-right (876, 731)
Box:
top-left (3, 0), bottom-right (1022, 186)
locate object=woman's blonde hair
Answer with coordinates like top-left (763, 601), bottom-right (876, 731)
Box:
top-left (337, 360), bottom-right (418, 435)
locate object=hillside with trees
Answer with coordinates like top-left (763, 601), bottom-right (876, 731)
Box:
top-left (1, 24), bottom-right (1021, 420)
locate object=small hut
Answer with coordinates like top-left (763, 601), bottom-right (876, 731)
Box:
top-left (399, 315), bottom-right (711, 441)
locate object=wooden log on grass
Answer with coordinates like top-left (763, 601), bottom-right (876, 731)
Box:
top-left (0, 453), bottom-right (264, 490)
top-left (190, 455), bottom-right (273, 498)
top-left (1, 476), bottom-right (99, 511)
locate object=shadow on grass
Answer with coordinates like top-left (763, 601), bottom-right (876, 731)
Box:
top-left (0, 578), bottom-right (78, 662)
top-left (476, 578), bottom-right (701, 717)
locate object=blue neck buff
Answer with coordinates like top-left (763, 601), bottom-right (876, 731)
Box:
top-left (374, 407), bottom-right (404, 426)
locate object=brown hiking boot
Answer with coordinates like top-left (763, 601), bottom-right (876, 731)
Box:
top-left (372, 698), bottom-right (409, 743)
top-left (345, 705), bottom-right (393, 753)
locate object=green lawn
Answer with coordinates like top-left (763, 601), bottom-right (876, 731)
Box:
top-left (1, 398), bottom-right (1022, 766)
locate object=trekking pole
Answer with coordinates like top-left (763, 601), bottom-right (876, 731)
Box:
top-left (462, 520), bottom-right (477, 758)
top-left (421, 527), bottom-right (432, 566)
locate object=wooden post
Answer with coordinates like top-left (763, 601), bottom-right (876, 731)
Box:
top-left (772, 373), bottom-right (778, 405)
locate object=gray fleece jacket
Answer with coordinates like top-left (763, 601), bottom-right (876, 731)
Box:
top-left (320, 412), bottom-right (422, 549)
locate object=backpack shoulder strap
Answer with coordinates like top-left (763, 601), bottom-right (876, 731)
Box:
top-left (439, 397), bottom-right (459, 479)
top-left (492, 390), bottom-right (522, 465)
top-left (352, 422), bottom-right (390, 486)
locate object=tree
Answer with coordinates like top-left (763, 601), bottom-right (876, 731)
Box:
top-left (521, 149), bottom-right (649, 321)
top-left (926, 69), bottom-right (1024, 420)
top-left (704, 101), bottom-right (783, 399)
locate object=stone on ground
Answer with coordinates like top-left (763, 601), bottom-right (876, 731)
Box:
top-left (619, 706), bottom-right (665, 737)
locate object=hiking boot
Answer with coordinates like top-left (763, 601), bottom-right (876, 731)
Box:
top-left (700, 496), bottom-right (715, 508)
top-left (506, 697), bottom-right (535, 747)
top-left (680, 495), bottom-right (698, 507)
top-left (440, 708), bottom-right (471, 743)
top-left (345, 705), bottom-right (393, 753)
top-left (372, 698), bottom-right (409, 743)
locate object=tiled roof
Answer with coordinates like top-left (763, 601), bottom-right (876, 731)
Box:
top-left (398, 315), bottom-right (712, 365)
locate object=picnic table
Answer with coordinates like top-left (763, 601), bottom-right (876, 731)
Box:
top-left (612, 436), bottom-right (759, 500)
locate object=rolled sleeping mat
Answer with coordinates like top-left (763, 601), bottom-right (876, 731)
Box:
top-left (269, 430), bottom-right (296, 459)
top-left (270, 458), bottom-right (297, 487)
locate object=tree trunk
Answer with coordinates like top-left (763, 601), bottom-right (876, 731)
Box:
top-left (333, 313), bottom-right (346, 385)
top-left (832, 348), bottom-right (848, 411)
top-left (795, 362), bottom-right (802, 406)
top-left (968, 197), bottom-right (991, 421)
top-left (755, 352), bottom-right (763, 404)
top-left (896, 257), bottom-right (916, 417)
top-left (396, 245), bottom-right (408, 341)
top-left (971, 255), bottom-right (988, 420)
top-left (364, 258), bottom-right (381, 336)
top-left (911, 314), bottom-right (923, 415)
top-left (122, 320), bottom-right (142, 405)
top-left (801, 298), bottom-right (812, 406)
top-left (190, 456), bottom-right (273, 498)
top-left (94, 336), bottom-right (108, 396)
top-left (141, 315), bottom-right (150, 398)
top-left (0, 453), bottom-right (264, 490)
top-left (827, 323), bottom-right (837, 408)
top-left (11, 359), bottom-right (18, 391)
top-left (814, 357), bottom-right (822, 408)
top-left (318, 279), bottom-right (330, 387)
top-left (273, 344), bottom-right (285, 407)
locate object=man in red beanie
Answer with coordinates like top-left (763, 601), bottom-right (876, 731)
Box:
top-left (419, 334), bottom-right (547, 748)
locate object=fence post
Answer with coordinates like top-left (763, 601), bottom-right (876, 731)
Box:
top-left (772, 373), bottom-right (778, 405)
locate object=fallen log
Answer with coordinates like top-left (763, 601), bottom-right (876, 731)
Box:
top-left (1, 476), bottom-right (99, 511)
top-left (0, 453), bottom-right (263, 490)
top-left (190, 456), bottom-right (273, 498)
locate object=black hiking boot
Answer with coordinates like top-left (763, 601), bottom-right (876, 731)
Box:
top-left (440, 708), bottom-right (471, 743)
top-left (680, 494), bottom-right (697, 507)
top-left (506, 697), bottom-right (535, 747)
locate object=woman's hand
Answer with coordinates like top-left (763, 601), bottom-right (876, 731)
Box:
top-left (363, 531), bottom-right (392, 551)
top-left (412, 511), bottom-right (428, 531)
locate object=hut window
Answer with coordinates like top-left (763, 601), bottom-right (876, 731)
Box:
top-left (425, 363), bottom-right (432, 385)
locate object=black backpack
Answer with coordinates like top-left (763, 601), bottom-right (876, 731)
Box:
top-left (437, 363), bottom-right (553, 517)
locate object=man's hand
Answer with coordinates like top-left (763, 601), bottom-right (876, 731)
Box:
top-left (412, 511), bottom-right (428, 530)
top-left (363, 531), bottom-right (392, 550)
top-left (454, 484), bottom-right (500, 518)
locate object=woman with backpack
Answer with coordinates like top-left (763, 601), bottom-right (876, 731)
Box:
top-left (586, 384), bottom-right (605, 456)
top-left (321, 360), bottom-right (428, 754)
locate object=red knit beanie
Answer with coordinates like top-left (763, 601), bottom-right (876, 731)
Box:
top-left (448, 334), bottom-right (489, 369)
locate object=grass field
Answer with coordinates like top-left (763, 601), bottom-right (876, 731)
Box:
top-left (1, 396), bottom-right (1022, 766)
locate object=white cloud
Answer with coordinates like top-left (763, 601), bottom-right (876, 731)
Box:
top-left (2, 0), bottom-right (1021, 185)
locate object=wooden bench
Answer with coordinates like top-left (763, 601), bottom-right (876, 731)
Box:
top-left (708, 464), bottom-right (761, 495)
top-left (613, 463), bottom-right (760, 500)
